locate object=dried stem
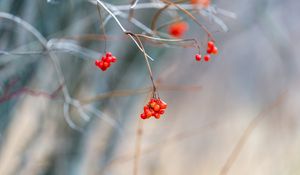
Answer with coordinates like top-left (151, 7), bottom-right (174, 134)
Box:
top-left (129, 0), bottom-right (139, 20)
top-left (135, 34), bottom-right (201, 53)
top-left (95, 0), bottom-right (155, 61)
top-left (96, 1), bottom-right (107, 53)
top-left (125, 31), bottom-right (158, 97)
top-left (133, 120), bottom-right (143, 175)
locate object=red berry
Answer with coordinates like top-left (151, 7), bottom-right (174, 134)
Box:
top-left (149, 109), bottom-right (155, 116)
top-left (195, 54), bottom-right (201, 61)
top-left (99, 61), bottom-right (104, 66)
top-left (101, 66), bottom-right (107, 71)
top-left (140, 113), bottom-right (147, 119)
top-left (111, 56), bottom-right (117, 63)
top-left (95, 60), bottom-right (101, 66)
top-left (207, 47), bottom-right (213, 54)
top-left (102, 56), bottom-right (107, 62)
top-left (207, 41), bottom-right (214, 49)
top-left (150, 102), bottom-right (156, 108)
top-left (159, 109), bottom-right (165, 114)
top-left (103, 61), bottom-right (110, 68)
top-left (204, 55), bottom-right (210, 62)
top-left (154, 113), bottom-right (161, 119)
top-left (144, 106), bottom-right (149, 112)
top-left (212, 46), bottom-right (218, 55)
top-left (106, 52), bottom-right (112, 57)
top-left (145, 110), bottom-right (152, 117)
top-left (159, 99), bottom-right (167, 109)
top-left (153, 104), bottom-right (160, 112)
top-left (168, 22), bottom-right (189, 38)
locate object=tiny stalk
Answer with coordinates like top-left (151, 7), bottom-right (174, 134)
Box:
top-left (96, 1), bottom-right (107, 53)
top-left (125, 31), bottom-right (158, 98)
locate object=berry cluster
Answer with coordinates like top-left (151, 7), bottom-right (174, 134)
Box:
top-left (95, 52), bottom-right (117, 71)
top-left (206, 41), bottom-right (218, 55)
top-left (140, 98), bottom-right (167, 120)
top-left (168, 22), bottom-right (189, 38)
top-left (195, 41), bottom-right (218, 62)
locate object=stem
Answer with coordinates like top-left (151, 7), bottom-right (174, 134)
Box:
top-left (135, 34), bottom-right (201, 53)
top-left (95, 0), bottom-right (154, 61)
top-left (96, 1), bottom-right (107, 53)
top-left (133, 120), bottom-right (143, 175)
top-left (125, 32), bottom-right (157, 96)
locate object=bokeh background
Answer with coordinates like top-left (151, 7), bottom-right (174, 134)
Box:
top-left (0, 0), bottom-right (300, 175)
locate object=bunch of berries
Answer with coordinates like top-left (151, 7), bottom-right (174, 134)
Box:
top-left (195, 41), bottom-right (218, 62)
top-left (168, 21), bottom-right (189, 38)
top-left (140, 98), bottom-right (167, 120)
top-left (95, 52), bottom-right (117, 71)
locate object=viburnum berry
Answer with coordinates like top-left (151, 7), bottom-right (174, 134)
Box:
top-left (168, 22), bottom-right (189, 38)
top-left (204, 54), bottom-right (210, 62)
top-left (207, 41), bottom-right (214, 49)
top-left (140, 98), bottom-right (167, 120)
top-left (140, 113), bottom-right (147, 119)
top-left (195, 54), bottom-right (201, 61)
top-left (211, 46), bottom-right (218, 55)
top-left (154, 113), bottom-right (161, 119)
top-left (95, 52), bottom-right (118, 71)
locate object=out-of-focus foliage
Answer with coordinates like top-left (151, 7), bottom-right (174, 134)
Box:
top-left (0, 0), bottom-right (300, 175)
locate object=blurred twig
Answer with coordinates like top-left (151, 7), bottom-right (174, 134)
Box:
top-left (0, 84), bottom-right (63, 104)
top-left (133, 120), bottom-right (143, 175)
top-left (219, 90), bottom-right (288, 175)
top-left (0, 12), bottom-right (117, 132)
top-left (80, 84), bottom-right (202, 105)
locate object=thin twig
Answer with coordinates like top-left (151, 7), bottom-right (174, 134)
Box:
top-left (96, 1), bottom-right (107, 53)
top-left (95, 0), bottom-right (155, 61)
top-left (125, 31), bottom-right (158, 97)
top-left (133, 120), bottom-right (143, 175)
top-left (0, 12), bottom-right (116, 131)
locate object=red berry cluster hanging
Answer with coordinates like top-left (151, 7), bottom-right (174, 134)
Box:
top-left (140, 98), bottom-right (167, 120)
top-left (206, 41), bottom-right (218, 55)
top-left (195, 41), bottom-right (218, 62)
top-left (95, 52), bottom-right (117, 71)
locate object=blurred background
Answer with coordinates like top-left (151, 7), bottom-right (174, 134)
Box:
top-left (0, 0), bottom-right (300, 175)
